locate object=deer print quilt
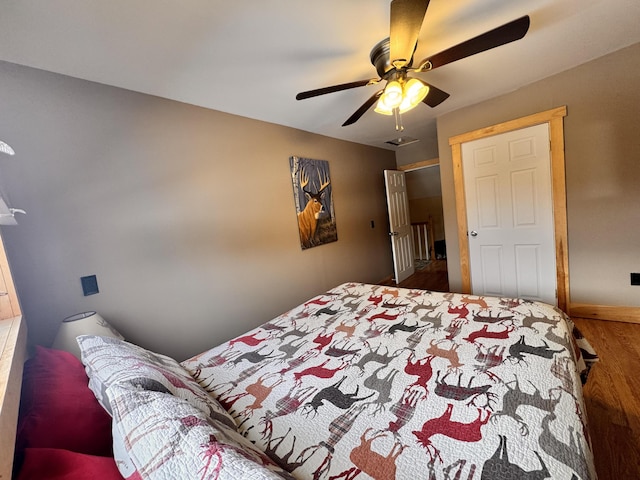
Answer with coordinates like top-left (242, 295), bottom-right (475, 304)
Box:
top-left (182, 283), bottom-right (597, 480)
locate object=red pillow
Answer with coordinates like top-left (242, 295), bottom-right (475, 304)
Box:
top-left (16, 346), bottom-right (113, 457)
top-left (16, 448), bottom-right (130, 480)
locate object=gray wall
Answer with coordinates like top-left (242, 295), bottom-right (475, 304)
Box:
top-left (394, 127), bottom-right (439, 166)
top-left (0, 61), bottom-right (396, 361)
top-left (437, 42), bottom-right (640, 307)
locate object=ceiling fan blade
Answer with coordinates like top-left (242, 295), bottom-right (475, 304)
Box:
top-left (422, 83), bottom-right (450, 107)
top-left (296, 79), bottom-right (379, 100)
top-left (342, 91), bottom-right (383, 127)
top-left (417, 15), bottom-right (530, 71)
top-left (390, 0), bottom-right (430, 68)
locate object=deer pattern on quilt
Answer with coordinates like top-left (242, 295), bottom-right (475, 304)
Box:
top-left (181, 283), bottom-right (596, 480)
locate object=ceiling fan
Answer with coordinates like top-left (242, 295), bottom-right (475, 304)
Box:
top-left (296, 0), bottom-right (530, 129)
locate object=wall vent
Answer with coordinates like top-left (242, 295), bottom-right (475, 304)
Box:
top-left (385, 136), bottom-right (419, 147)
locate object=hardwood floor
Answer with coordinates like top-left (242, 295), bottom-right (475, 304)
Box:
top-left (572, 317), bottom-right (640, 480)
top-left (379, 259), bottom-right (449, 292)
top-left (378, 264), bottom-right (640, 479)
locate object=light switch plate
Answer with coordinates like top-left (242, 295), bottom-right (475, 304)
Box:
top-left (81, 275), bottom-right (99, 296)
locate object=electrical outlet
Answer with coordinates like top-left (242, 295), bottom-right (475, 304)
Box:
top-left (631, 273), bottom-right (640, 286)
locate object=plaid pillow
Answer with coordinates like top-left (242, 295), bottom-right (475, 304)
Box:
top-left (106, 385), bottom-right (292, 480)
top-left (77, 335), bottom-right (236, 429)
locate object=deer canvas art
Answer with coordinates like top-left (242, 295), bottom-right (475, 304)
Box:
top-left (290, 156), bottom-right (337, 249)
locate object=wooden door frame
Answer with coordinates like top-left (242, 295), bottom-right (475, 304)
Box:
top-left (449, 106), bottom-right (570, 312)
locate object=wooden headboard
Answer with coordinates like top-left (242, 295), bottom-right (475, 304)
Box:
top-left (0, 316), bottom-right (27, 480)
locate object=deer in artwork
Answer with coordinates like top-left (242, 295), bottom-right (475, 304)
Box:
top-left (404, 352), bottom-right (435, 393)
top-left (474, 345), bottom-right (507, 380)
top-left (335, 319), bottom-right (357, 338)
top-left (235, 373), bottom-right (286, 423)
top-left (381, 287), bottom-right (400, 298)
top-left (325, 340), bottom-right (361, 360)
top-left (293, 359), bottom-right (348, 385)
top-left (388, 388), bottom-right (422, 434)
top-left (508, 335), bottom-right (564, 364)
top-left (481, 435), bottom-right (549, 480)
top-left (347, 429), bottom-right (407, 480)
top-left (538, 413), bottom-right (591, 480)
top-left (367, 310), bottom-right (400, 322)
top-left (229, 331), bottom-right (270, 348)
top-left (296, 405), bottom-right (365, 479)
top-left (297, 166), bottom-right (331, 248)
top-left (464, 324), bottom-right (515, 344)
top-left (278, 349), bottom-right (319, 375)
top-left (492, 376), bottom-right (560, 435)
top-left (520, 309), bottom-right (560, 331)
top-left (302, 376), bottom-right (374, 416)
top-left (434, 371), bottom-right (496, 407)
top-left (387, 318), bottom-right (424, 336)
top-left (426, 339), bottom-right (464, 372)
top-left (362, 366), bottom-right (400, 414)
top-left (260, 385), bottom-right (316, 440)
top-left (312, 331), bottom-right (336, 351)
top-left (303, 296), bottom-right (332, 308)
top-left (409, 299), bottom-right (439, 317)
top-left (461, 295), bottom-right (489, 310)
top-left (359, 322), bottom-right (387, 347)
top-left (448, 303), bottom-right (470, 320)
top-left (352, 344), bottom-right (398, 374)
top-left (444, 319), bottom-right (466, 341)
top-left (276, 337), bottom-right (308, 362)
top-left (413, 403), bottom-right (490, 461)
top-left (368, 294), bottom-right (384, 306)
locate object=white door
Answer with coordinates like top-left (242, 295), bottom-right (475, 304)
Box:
top-left (384, 170), bottom-right (415, 283)
top-left (462, 123), bottom-right (556, 304)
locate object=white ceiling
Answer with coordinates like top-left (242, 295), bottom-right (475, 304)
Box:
top-left (1, 1), bottom-right (639, 150)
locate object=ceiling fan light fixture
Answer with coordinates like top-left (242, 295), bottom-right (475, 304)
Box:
top-left (375, 78), bottom-right (430, 116)
top-left (379, 80), bottom-right (403, 110)
top-left (399, 78), bottom-right (429, 113)
top-left (297, 5), bottom-right (530, 128)
top-left (374, 101), bottom-right (394, 116)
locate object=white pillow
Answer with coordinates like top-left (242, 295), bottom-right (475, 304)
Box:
top-left (107, 384), bottom-right (293, 480)
top-left (77, 335), bottom-right (236, 429)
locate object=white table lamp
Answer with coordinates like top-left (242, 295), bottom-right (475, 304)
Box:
top-left (52, 311), bottom-right (124, 359)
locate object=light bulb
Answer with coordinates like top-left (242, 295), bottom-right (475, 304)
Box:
top-left (399, 79), bottom-right (429, 113)
top-left (374, 99), bottom-right (393, 115)
top-left (380, 80), bottom-right (403, 109)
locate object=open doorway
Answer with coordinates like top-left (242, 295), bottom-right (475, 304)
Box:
top-left (382, 156), bottom-right (449, 291)
top-left (406, 165), bottom-right (446, 259)
top-left (402, 164), bottom-right (449, 291)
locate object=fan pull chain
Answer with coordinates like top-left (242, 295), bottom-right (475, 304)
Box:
top-left (393, 108), bottom-right (404, 132)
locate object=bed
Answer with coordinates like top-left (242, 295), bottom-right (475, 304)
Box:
top-left (5, 283), bottom-right (597, 479)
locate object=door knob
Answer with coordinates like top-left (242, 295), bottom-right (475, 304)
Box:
top-left (389, 231), bottom-right (399, 236)
top-left (470, 230), bottom-right (478, 237)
